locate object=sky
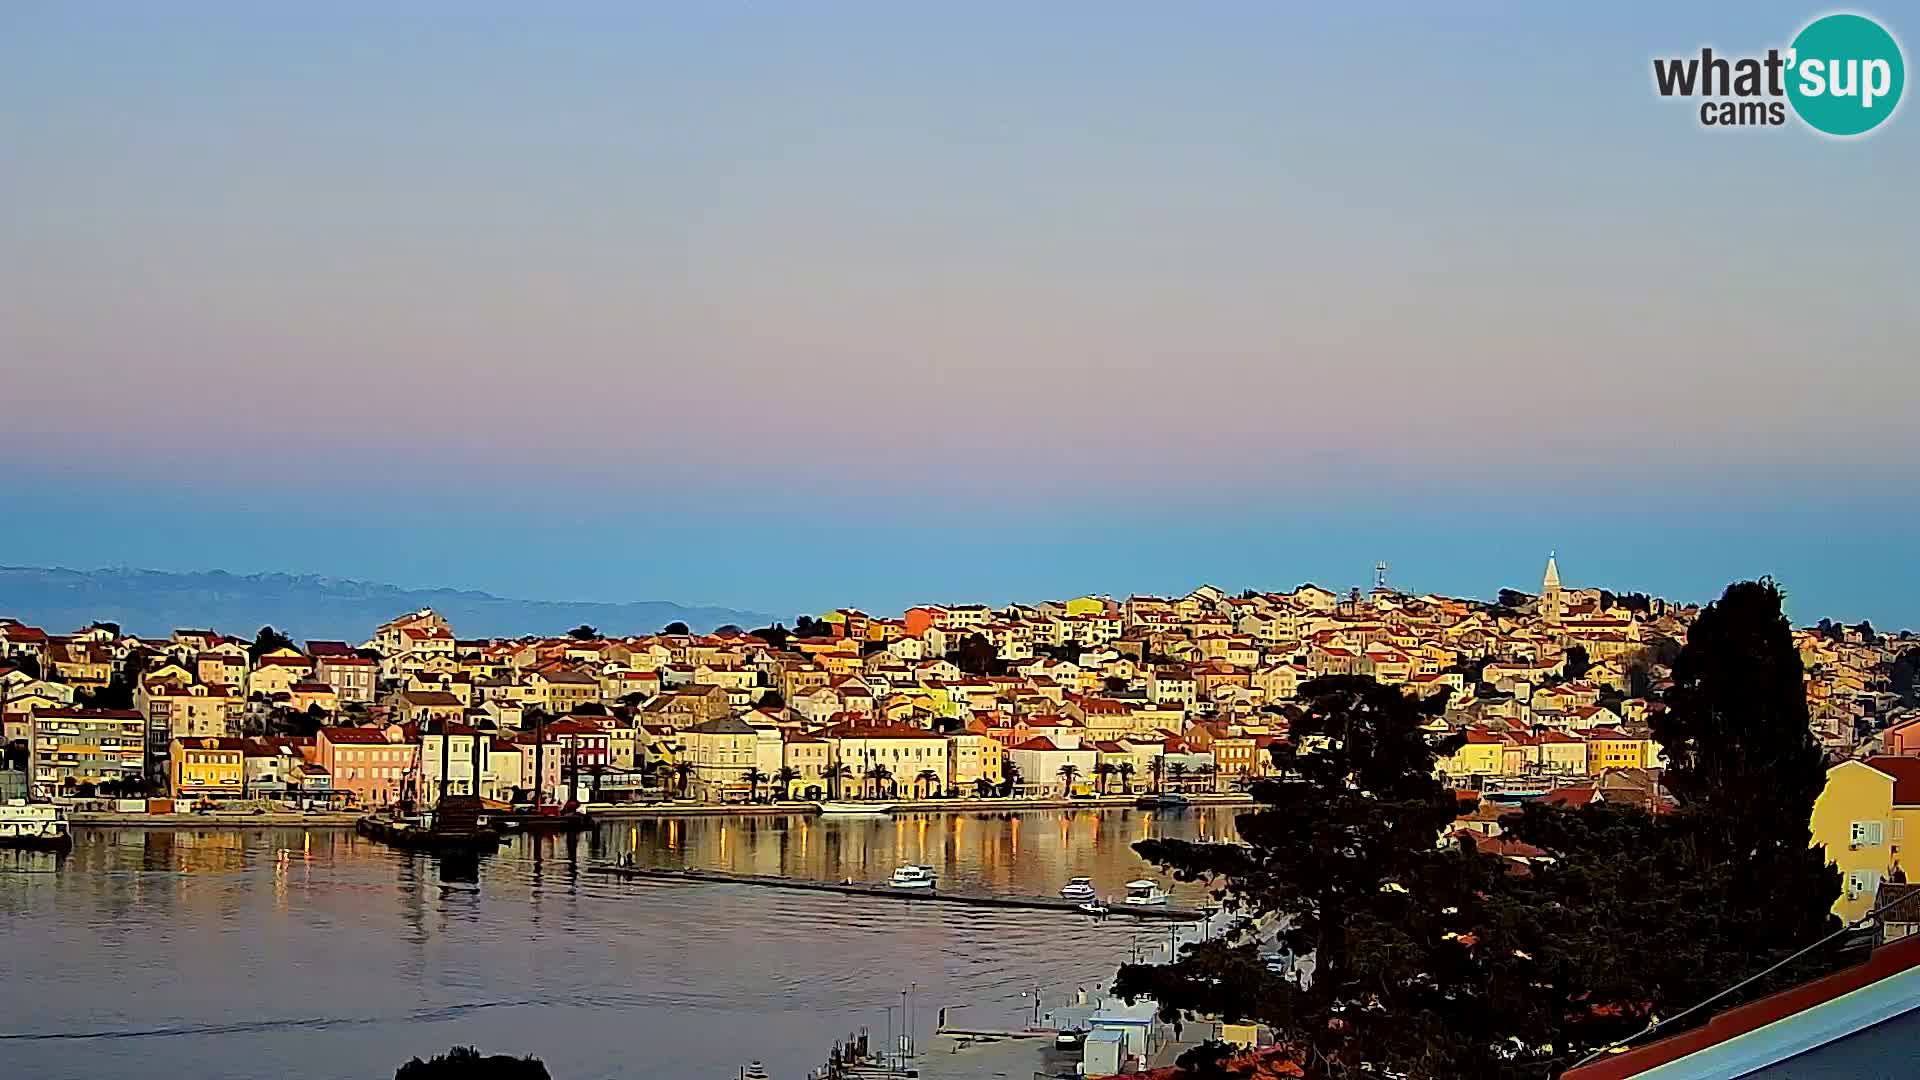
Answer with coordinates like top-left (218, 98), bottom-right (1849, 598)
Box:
top-left (1, 3), bottom-right (1914, 625)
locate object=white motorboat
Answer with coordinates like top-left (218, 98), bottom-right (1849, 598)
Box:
top-left (0, 800), bottom-right (71, 852)
top-left (815, 801), bottom-right (894, 815)
top-left (1122, 879), bottom-right (1170, 906)
top-left (1059, 876), bottom-right (1098, 902)
top-left (888, 864), bottom-right (936, 889)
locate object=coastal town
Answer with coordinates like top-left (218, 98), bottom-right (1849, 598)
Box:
top-left (6, 559), bottom-right (1920, 1077)
top-left (3, 557), bottom-right (1914, 835)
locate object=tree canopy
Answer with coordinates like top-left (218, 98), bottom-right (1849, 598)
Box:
top-left (660, 621), bottom-right (690, 635)
top-left (951, 633), bottom-right (1001, 676)
top-left (1561, 643), bottom-right (1590, 681)
top-left (566, 624), bottom-right (598, 640)
top-left (394, 1047), bottom-right (550, 1080)
top-left (249, 624), bottom-right (296, 662)
top-left (1116, 676), bottom-right (1537, 1077)
top-left (1115, 584), bottom-right (1843, 1077)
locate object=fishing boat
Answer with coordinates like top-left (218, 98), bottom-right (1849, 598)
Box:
top-left (1058, 876), bottom-right (1098, 902)
top-left (1122, 879), bottom-right (1171, 907)
top-left (888, 864), bottom-right (936, 889)
top-left (0, 801), bottom-right (72, 853)
top-left (357, 795), bottom-right (505, 854)
top-left (815, 801), bottom-right (893, 815)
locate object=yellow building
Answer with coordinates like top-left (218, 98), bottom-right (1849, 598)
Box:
top-left (170, 736), bottom-right (247, 801)
top-left (1064, 596), bottom-right (1107, 617)
top-left (1810, 758), bottom-right (1920, 922)
top-left (1440, 729), bottom-right (1507, 778)
top-left (1587, 729), bottom-right (1651, 772)
top-left (946, 731), bottom-right (1004, 792)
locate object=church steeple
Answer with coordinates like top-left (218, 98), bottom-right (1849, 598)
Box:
top-left (1542, 552), bottom-right (1562, 624)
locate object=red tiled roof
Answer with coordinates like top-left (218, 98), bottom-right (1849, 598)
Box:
top-left (319, 726), bottom-right (390, 744)
top-left (1868, 756), bottom-right (1920, 805)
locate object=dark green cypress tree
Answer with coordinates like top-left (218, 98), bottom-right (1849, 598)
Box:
top-left (1652, 578), bottom-right (1838, 949)
top-left (1113, 676), bottom-right (1541, 1077)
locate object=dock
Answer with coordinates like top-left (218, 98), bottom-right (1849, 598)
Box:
top-left (588, 863), bottom-right (1210, 920)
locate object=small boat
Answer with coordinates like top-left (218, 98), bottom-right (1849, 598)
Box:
top-left (1078, 902), bottom-right (1110, 917)
top-left (1059, 876), bottom-right (1098, 902)
top-left (0, 800), bottom-right (72, 853)
top-left (1135, 792), bottom-right (1193, 810)
top-left (1123, 879), bottom-right (1170, 907)
top-left (741, 1062), bottom-right (770, 1080)
top-left (815, 801), bottom-right (894, 815)
top-left (888, 864), bottom-right (936, 889)
top-left (357, 795), bottom-right (504, 854)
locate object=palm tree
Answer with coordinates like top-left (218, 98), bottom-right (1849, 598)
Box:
top-left (916, 768), bottom-right (941, 799)
top-left (1193, 762), bottom-right (1216, 793)
top-left (1115, 761), bottom-right (1137, 794)
top-left (1000, 761), bottom-right (1021, 797)
top-left (1057, 762), bottom-right (1081, 795)
top-left (672, 760), bottom-right (695, 799)
top-left (743, 768), bottom-right (768, 804)
top-left (771, 766), bottom-right (801, 801)
top-left (1232, 767), bottom-right (1255, 793)
top-left (825, 761), bottom-right (853, 801)
top-left (1148, 755), bottom-right (1166, 794)
top-left (973, 776), bottom-right (995, 798)
top-left (865, 764), bottom-right (893, 800)
top-left (1167, 761), bottom-right (1188, 792)
top-left (1092, 761), bottom-right (1113, 794)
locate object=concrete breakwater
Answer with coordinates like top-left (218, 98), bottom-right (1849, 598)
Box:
top-left (589, 861), bottom-right (1212, 920)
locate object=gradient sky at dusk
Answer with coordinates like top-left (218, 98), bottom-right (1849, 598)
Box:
top-left (2, 3), bottom-right (1915, 624)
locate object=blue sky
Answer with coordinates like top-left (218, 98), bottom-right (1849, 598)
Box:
top-left (1, 3), bottom-right (1914, 624)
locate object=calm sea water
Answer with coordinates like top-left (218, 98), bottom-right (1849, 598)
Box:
top-left (0, 807), bottom-right (1237, 1080)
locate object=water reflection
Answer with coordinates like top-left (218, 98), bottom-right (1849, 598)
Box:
top-left (0, 808), bottom-right (1229, 1080)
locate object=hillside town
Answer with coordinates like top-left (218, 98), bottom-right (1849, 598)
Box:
top-left (5, 558), bottom-right (1915, 826)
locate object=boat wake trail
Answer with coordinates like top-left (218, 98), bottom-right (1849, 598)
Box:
top-left (0, 997), bottom-right (552, 1042)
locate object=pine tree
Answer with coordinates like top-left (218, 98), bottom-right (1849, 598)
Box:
top-left (1113, 676), bottom-right (1534, 1077)
top-left (1650, 578), bottom-right (1839, 966)
top-left (1500, 579), bottom-right (1841, 1067)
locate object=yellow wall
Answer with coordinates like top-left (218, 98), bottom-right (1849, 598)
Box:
top-left (1810, 762), bottom-right (1901, 922)
top-left (1065, 596), bottom-right (1105, 617)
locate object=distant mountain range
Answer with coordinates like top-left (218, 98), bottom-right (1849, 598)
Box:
top-left (0, 566), bottom-right (773, 641)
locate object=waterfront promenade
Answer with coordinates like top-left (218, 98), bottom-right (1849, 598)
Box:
top-left (62, 792), bottom-right (1254, 829)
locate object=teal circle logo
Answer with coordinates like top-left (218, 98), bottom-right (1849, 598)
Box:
top-left (1787, 14), bottom-right (1905, 136)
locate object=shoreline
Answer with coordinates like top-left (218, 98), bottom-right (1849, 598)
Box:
top-left (582, 792), bottom-right (1255, 818)
top-left (62, 793), bottom-right (1254, 830)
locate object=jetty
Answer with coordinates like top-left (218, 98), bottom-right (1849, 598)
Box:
top-left (588, 863), bottom-right (1209, 920)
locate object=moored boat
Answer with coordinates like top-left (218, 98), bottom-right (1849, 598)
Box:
top-left (1122, 879), bottom-right (1170, 907)
top-left (815, 801), bottom-right (894, 815)
top-left (888, 864), bottom-right (936, 889)
top-left (0, 800), bottom-right (72, 853)
top-left (358, 795), bottom-right (505, 854)
top-left (1059, 876), bottom-right (1097, 902)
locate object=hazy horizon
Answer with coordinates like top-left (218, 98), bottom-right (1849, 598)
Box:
top-left (3, 3), bottom-right (1913, 624)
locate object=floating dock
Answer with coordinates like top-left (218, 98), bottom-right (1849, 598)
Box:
top-left (588, 863), bottom-right (1209, 920)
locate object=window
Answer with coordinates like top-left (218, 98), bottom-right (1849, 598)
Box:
top-left (1851, 821), bottom-right (1886, 847)
top-left (1847, 868), bottom-right (1881, 897)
